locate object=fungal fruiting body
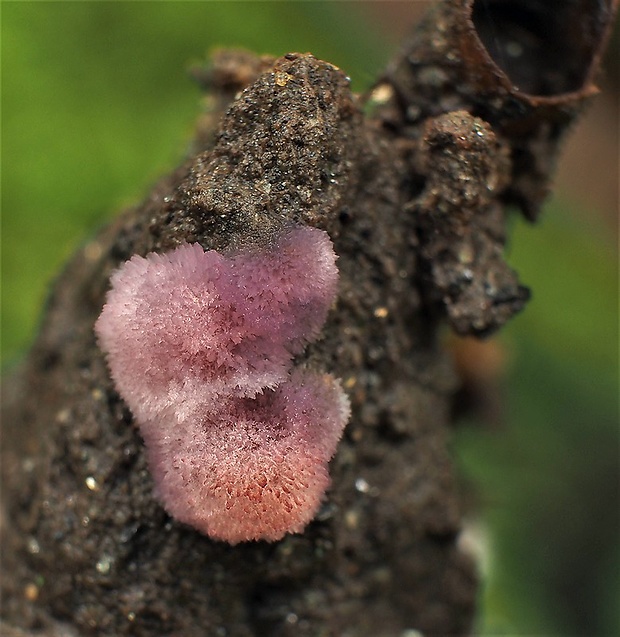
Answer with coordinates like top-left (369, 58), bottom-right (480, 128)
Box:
top-left (95, 226), bottom-right (349, 543)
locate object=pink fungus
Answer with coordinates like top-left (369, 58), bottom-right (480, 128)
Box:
top-left (95, 226), bottom-right (349, 543)
top-left (143, 371), bottom-right (349, 543)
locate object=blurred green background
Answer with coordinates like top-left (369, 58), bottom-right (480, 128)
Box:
top-left (2, 2), bottom-right (618, 635)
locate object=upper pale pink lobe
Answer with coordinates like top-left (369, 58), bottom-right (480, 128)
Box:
top-left (96, 226), bottom-right (338, 421)
top-left (95, 226), bottom-right (349, 543)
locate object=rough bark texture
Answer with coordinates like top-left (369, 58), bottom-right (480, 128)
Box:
top-left (1, 1), bottom-right (615, 635)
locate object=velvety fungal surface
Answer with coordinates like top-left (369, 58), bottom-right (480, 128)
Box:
top-left (95, 225), bottom-right (349, 543)
top-left (145, 371), bottom-right (350, 543)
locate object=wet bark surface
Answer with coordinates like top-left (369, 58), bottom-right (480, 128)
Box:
top-left (2, 2), bottom-right (615, 635)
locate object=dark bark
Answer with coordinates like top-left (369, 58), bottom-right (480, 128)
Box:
top-left (2, 1), bottom-right (616, 635)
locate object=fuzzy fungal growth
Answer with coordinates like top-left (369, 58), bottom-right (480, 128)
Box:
top-left (95, 225), bottom-right (349, 543)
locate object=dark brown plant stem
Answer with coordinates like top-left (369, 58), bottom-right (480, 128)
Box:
top-left (1, 1), bottom-right (616, 636)
top-left (369, 0), bottom-right (617, 334)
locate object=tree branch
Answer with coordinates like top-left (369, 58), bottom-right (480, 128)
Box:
top-left (2, 1), bottom-right (616, 635)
